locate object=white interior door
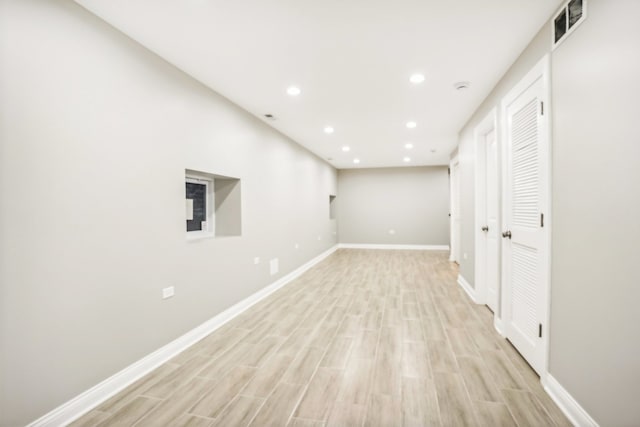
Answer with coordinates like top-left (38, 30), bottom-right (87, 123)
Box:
top-left (502, 58), bottom-right (550, 375)
top-left (450, 160), bottom-right (460, 263)
top-left (485, 130), bottom-right (500, 312)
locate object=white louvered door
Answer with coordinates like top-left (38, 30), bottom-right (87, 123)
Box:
top-left (485, 130), bottom-right (499, 312)
top-left (502, 63), bottom-right (549, 375)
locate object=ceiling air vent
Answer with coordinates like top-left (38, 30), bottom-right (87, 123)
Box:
top-left (552, 0), bottom-right (586, 49)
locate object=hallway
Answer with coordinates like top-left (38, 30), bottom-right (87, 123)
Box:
top-left (71, 250), bottom-right (570, 426)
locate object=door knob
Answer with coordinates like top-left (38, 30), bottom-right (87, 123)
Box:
top-left (502, 230), bottom-right (512, 239)
top-left (481, 226), bottom-right (489, 232)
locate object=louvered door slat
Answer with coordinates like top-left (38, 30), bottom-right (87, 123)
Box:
top-left (511, 98), bottom-right (539, 229)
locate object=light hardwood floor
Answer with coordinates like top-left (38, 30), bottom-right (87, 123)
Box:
top-left (71, 249), bottom-right (571, 427)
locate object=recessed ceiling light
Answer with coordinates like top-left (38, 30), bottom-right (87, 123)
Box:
top-left (406, 121), bottom-right (417, 129)
top-left (324, 126), bottom-right (334, 134)
top-left (353, 158), bottom-right (360, 164)
top-left (287, 86), bottom-right (301, 96)
top-left (403, 157), bottom-right (411, 162)
top-left (405, 143), bottom-right (414, 149)
top-left (409, 73), bottom-right (425, 84)
top-left (342, 146), bottom-right (350, 152)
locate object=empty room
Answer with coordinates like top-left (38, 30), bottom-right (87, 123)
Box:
top-left (1, 0), bottom-right (638, 426)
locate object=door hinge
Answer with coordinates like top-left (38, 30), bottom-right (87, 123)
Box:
top-left (448, 167), bottom-right (451, 175)
top-left (540, 101), bottom-right (544, 116)
top-left (539, 324), bottom-right (543, 338)
top-left (540, 213), bottom-right (544, 228)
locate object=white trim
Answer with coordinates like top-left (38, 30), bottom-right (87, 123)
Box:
top-left (543, 375), bottom-right (599, 427)
top-left (493, 316), bottom-right (506, 337)
top-left (338, 243), bottom-right (449, 251)
top-left (457, 274), bottom-right (478, 303)
top-left (473, 107), bottom-right (499, 307)
top-left (27, 245), bottom-right (339, 427)
top-left (541, 53), bottom-right (554, 387)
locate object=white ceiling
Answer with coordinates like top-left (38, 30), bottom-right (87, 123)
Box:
top-left (75, 0), bottom-right (562, 169)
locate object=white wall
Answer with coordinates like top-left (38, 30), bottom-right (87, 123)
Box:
top-left (549, 0), bottom-right (640, 424)
top-left (337, 167), bottom-right (449, 246)
top-left (455, 0), bottom-right (640, 424)
top-left (0, 1), bottom-right (336, 425)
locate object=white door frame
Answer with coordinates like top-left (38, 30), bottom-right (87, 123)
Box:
top-left (474, 108), bottom-right (499, 308)
top-left (499, 54), bottom-right (552, 378)
top-left (449, 155), bottom-right (460, 263)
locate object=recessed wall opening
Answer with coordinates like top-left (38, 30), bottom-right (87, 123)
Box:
top-left (185, 169), bottom-right (242, 238)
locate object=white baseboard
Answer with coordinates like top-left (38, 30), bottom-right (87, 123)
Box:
top-left (543, 374), bottom-right (599, 427)
top-left (457, 274), bottom-right (478, 303)
top-left (493, 316), bottom-right (506, 337)
top-left (28, 245), bottom-right (339, 427)
top-left (338, 243), bottom-right (450, 251)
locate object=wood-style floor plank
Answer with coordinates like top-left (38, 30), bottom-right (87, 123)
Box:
top-left (70, 250), bottom-right (570, 427)
top-left (209, 395), bottom-right (263, 427)
top-left (248, 382), bottom-right (305, 426)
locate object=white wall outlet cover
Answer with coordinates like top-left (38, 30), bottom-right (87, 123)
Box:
top-left (389, 229), bottom-right (396, 235)
top-left (162, 286), bottom-right (175, 299)
top-left (294, 243), bottom-right (299, 249)
top-left (269, 258), bottom-right (279, 275)
top-left (254, 257), bottom-right (260, 265)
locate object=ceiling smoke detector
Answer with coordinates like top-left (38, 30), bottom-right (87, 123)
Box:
top-left (453, 81), bottom-right (471, 91)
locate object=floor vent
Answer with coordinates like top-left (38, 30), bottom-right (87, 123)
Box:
top-left (552, 0), bottom-right (587, 49)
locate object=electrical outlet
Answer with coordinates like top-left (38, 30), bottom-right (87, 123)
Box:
top-left (270, 258), bottom-right (279, 275)
top-left (162, 286), bottom-right (175, 299)
top-left (254, 257), bottom-right (260, 265)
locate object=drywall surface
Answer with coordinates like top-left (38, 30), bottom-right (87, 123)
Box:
top-left (0, 1), bottom-right (336, 425)
top-left (455, 0), bottom-right (640, 424)
top-left (549, 0), bottom-right (640, 424)
top-left (337, 167), bottom-right (449, 245)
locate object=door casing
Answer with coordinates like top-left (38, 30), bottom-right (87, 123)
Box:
top-left (474, 108), bottom-right (500, 313)
top-left (449, 156), bottom-right (460, 263)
